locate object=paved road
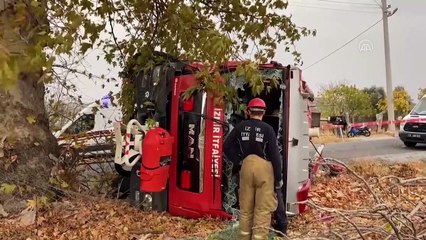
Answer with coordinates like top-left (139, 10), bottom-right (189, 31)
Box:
top-left (311, 136), bottom-right (426, 162)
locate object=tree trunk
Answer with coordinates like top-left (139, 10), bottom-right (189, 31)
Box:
top-left (0, 1), bottom-right (58, 212)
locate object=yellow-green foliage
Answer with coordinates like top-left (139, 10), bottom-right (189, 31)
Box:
top-left (1, 0), bottom-right (315, 122)
top-left (378, 86), bottom-right (413, 117)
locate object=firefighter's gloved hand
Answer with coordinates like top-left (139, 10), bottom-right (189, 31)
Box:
top-left (275, 180), bottom-right (283, 189)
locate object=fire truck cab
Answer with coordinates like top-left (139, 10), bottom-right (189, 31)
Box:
top-left (113, 55), bottom-right (315, 219)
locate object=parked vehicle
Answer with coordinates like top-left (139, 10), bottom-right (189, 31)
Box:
top-left (54, 95), bottom-right (123, 166)
top-left (347, 125), bottom-right (371, 137)
top-left (399, 94), bottom-right (426, 148)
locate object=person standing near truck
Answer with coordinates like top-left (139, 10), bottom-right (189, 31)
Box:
top-left (223, 97), bottom-right (283, 240)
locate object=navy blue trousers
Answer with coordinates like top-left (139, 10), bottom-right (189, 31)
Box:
top-left (273, 188), bottom-right (288, 234)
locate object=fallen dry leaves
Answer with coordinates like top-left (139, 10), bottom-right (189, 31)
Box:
top-left (0, 199), bottom-right (228, 240)
top-left (287, 160), bottom-right (426, 240)
top-left (1, 160), bottom-right (425, 240)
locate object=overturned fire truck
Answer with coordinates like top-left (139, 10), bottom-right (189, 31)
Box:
top-left (112, 55), bottom-right (317, 220)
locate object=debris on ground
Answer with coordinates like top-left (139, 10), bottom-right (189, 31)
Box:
top-left (287, 160), bottom-right (426, 240)
top-left (0, 160), bottom-right (425, 240)
top-left (0, 199), bottom-right (228, 240)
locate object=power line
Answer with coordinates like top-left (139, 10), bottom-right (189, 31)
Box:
top-left (288, 1), bottom-right (380, 13)
top-left (289, 3), bottom-right (378, 13)
top-left (317, 0), bottom-right (378, 7)
top-left (372, 0), bottom-right (382, 8)
top-left (289, 0), bottom-right (379, 9)
top-left (304, 18), bottom-right (383, 71)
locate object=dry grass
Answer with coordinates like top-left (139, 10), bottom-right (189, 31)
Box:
top-left (350, 159), bottom-right (426, 178)
top-left (310, 135), bottom-right (346, 144)
top-left (311, 130), bottom-right (396, 144)
top-left (288, 159), bottom-right (426, 240)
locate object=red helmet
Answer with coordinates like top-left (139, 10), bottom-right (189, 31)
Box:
top-left (247, 98), bottom-right (267, 111)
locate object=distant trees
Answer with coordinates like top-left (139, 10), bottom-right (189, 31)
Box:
top-left (378, 86), bottom-right (413, 118)
top-left (318, 83), bottom-right (373, 122)
top-left (362, 86), bottom-right (386, 117)
top-left (319, 83), bottom-right (415, 122)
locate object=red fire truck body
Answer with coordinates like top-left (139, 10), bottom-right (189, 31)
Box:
top-left (113, 56), bottom-right (316, 219)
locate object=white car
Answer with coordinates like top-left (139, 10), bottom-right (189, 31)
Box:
top-left (54, 97), bottom-right (123, 165)
top-left (399, 94), bottom-right (426, 148)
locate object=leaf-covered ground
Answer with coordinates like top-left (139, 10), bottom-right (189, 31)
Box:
top-left (1, 160), bottom-right (425, 240)
top-left (0, 199), bottom-right (228, 240)
top-left (287, 160), bottom-right (426, 239)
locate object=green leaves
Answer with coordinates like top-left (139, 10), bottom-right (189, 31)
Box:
top-left (80, 42), bottom-right (93, 54)
top-left (1, 0), bottom-right (313, 124)
top-left (80, 0), bottom-right (94, 10)
top-left (30, 0), bottom-right (40, 7)
top-left (273, 0), bottom-right (289, 9)
top-left (0, 56), bottom-right (20, 89)
top-left (378, 86), bottom-right (413, 117)
top-left (319, 83), bottom-right (373, 121)
top-left (26, 115), bottom-right (37, 124)
top-left (0, 183), bottom-right (17, 194)
top-left (26, 195), bottom-right (49, 210)
top-left (362, 86), bottom-right (386, 115)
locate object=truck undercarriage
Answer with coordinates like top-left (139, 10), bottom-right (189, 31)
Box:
top-left (113, 54), bottom-right (315, 220)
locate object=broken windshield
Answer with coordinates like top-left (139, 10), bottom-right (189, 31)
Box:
top-left (226, 68), bottom-right (284, 89)
top-left (411, 97), bottom-right (426, 115)
top-left (260, 68), bottom-right (283, 81)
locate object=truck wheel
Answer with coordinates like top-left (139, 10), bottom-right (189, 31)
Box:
top-left (404, 142), bottom-right (417, 148)
top-left (151, 190), bottom-right (168, 212)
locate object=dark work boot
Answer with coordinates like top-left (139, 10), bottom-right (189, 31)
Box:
top-left (272, 222), bottom-right (287, 236)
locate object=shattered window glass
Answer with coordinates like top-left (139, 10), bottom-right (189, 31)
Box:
top-left (64, 114), bottom-right (95, 135)
top-left (225, 68), bottom-right (283, 89)
top-left (261, 68), bottom-right (283, 81)
top-left (152, 66), bottom-right (161, 86)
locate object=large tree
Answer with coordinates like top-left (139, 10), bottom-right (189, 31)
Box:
top-left (378, 86), bottom-right (413, 118)
top-left (0, 0), bottom-right (314, 201)
top-left (0, 0), bottom-right (60, 204)
top-left (318, 83), bottom-right (373, 122)
top-left (362, 85), bottom-right (386, 116)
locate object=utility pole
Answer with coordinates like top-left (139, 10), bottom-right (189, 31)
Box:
top-left (381, 0), bottom-right (398, 132)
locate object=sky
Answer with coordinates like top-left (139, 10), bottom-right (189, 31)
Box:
top-left (70, 0), bottom-right (426, 104)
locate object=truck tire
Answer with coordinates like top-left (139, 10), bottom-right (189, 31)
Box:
top-left (404, 142), bottom-right (417, 148)
top-left (128, 162), bottom-right (168, 212)
top-left (129, 162), bottom-right (143, 208)
top-left (151, 189), bottom-right (168, 212)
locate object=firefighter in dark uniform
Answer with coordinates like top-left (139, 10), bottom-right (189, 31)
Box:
top-left (224, 98), bottom-right (283, 240)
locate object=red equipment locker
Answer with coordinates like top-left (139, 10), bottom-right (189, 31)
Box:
top-left (140, 127), bottom-right (174, 192)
